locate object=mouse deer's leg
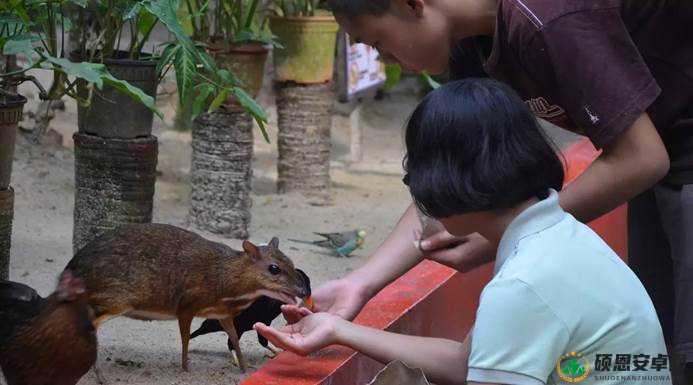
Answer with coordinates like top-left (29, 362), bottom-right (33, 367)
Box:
top-left (178, 313), bottom-right (194, 372)
top-left (264, 344), bottom-right (282, 358)
top-left (93, 362), bottom-right (107, 385)
top-left (258, 333), bottom-right (281, 358)
top-left (92, 348), bottom-right (108, 385)
top-left (220, 317), bottom-right (248, 372)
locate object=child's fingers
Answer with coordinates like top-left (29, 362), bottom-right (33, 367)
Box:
top-left (281, 304), bottom-right (306, 324)
top-left (420, 231), bottom-right (463, 251)
top-left (253, 323), bottom-right (302, 353)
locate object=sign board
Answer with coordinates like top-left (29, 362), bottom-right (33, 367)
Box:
top-left (338, 32), bottom-right (386, 101)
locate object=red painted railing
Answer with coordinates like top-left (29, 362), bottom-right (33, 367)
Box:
top-left (241, 138), bottom-right (627, 385)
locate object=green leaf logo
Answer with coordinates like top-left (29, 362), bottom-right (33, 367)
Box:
top-left (556, 352), bottom-right (590, 383)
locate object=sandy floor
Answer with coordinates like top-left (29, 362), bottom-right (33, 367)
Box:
top-left (7, 76), bottom-right (421, 384)
top-left (6, 68), bottom-right (580, 384)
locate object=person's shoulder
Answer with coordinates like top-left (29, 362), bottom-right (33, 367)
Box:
top-left (499, 0), bottom-right (622, 31)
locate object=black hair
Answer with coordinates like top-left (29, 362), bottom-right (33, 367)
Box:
top-left (326, 0), bottom-right (391, 17)
top-left (403, 78), bottom-right (564, 219)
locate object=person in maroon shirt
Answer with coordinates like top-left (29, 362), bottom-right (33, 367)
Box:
top-left (300, 1), bottom-right (692, 384)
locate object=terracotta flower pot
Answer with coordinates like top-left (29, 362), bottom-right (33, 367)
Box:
top-left (211, 42), bottom-right (269, 98)
top-left (269, 15), bottom-right (339, 84)
top-left (0, 93), bottom-right (27, 190)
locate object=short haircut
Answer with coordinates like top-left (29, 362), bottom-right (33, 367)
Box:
top-left (326, 0), bottom-right (391, 17)
top-left (404, 78), bottom-right (564, 219)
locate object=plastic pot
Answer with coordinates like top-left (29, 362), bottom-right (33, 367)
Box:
top-left (269, 15), bottom-right (339, 84)
top-left (75, 51), bottom-right (158, 139)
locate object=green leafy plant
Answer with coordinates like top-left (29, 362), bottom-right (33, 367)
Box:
top-left (0, 0), bottom-right (157, 112)
top-left (270, 0), bottom-right (325, 17)
top-left (71, 0), bottom-right (162, 62)
top-left (150, 0), bottom-right (270, 140)
top-left (214, 0), bottom-right (276, 46)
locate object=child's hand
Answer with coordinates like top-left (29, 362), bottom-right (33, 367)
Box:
top-left (420, 231), bottom-right (495, 273)
top-left (281, 304), bottom-right (312, 324)
top-left (254, 310), bottom-right (343, 356)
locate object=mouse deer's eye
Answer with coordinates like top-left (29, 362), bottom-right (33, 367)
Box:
top-left (268, 264), bottom-right (281, 275)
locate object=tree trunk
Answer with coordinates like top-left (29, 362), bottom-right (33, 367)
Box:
top-left (276, 82), bottom-right (333, 204)
top-left (189, 105), bottom-right (253, 239)
top-left (72, 133), bottom-right (158, 252)
top-left (0, 187), bottom-right (13, 280)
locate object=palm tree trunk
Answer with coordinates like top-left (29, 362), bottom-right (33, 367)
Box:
top-left (72, 133), bottom-right (158, 252)
top-left (189, 105), bottom-right (253, 238)
top-left (0, 187), bottom-right (13, 280)
top-left (0, 94), bottom-right (26, 279)
top-left (276, 82), bottom-right (332, 204)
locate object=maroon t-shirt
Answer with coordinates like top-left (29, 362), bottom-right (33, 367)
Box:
top-left (449, 0), bottom-right (693, 184)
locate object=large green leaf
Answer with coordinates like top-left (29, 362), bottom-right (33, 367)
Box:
top-left (3, 34), bottom-right (34, 56)
top-left (207, 88), bottom-right (228, 113)
top-left (155, 41), bottom-right (179, 75)
top-left (191, 83), bottom-right (213, 120)
top-left (231, 86), bottom-right (269, 142)
top-left (173, 45), bottom-right (196, 108)
top-left (103, 73), bottom-right (164, 119)
top-left (41, 56), bottom-right (106, 87)
top-left (124, 2), bottom-right (142, 20)
top-left (142, 0), bottom-right (197, 55)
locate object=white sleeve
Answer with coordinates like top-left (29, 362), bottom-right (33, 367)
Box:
top-left (467, 278), bottom-right (570, 385)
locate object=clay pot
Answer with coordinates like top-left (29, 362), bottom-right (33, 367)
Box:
top-left (210, 42), bottom-right (269, 98)
top-left (269, 15), bottom-right (339, 84)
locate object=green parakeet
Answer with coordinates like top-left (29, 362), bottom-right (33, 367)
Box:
top-left (289, 230), bottom-right (366, 257)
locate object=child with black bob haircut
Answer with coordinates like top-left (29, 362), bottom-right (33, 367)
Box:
top-left (255, 78), bottom-right (669, 385)
top-left (403, 78), bottom-right (564, 219)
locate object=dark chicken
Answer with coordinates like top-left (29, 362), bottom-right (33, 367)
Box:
top-left (0, 271), bottom-right (97, 385)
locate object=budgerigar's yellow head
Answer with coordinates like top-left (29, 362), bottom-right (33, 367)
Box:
top-left (357, 230), bottom-right (366, 248)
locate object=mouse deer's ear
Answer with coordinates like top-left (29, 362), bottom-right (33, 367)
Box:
top-left (269, 237), bottom-right (279, 250)
top-left (242, 240), bottom-right (260, 258)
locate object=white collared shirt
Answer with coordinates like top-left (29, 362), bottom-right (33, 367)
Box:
top-left (467, 190), bottom-right (671, 385)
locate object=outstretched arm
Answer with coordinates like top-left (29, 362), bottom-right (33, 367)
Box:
top-left (255, 308), bottom-right (474, 385)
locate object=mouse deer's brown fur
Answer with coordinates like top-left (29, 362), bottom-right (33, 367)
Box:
top-left (64, 223), bottom-right (308, 372)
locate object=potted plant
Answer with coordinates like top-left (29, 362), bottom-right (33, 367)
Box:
top-left (68, 0), bottom-right (269, 250)
top-left (267, 0), bottom-right (336, 203)
top-left (1, 0), bottom-right (158, 273)
top-left (210, 0), bottom-right (276, 97)
top-left (70, 0), bottom-right (165, 139)
top-left (268, 0), bottom-right (338, 84)
top-left (177, 0), bottom-right (273, 238)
